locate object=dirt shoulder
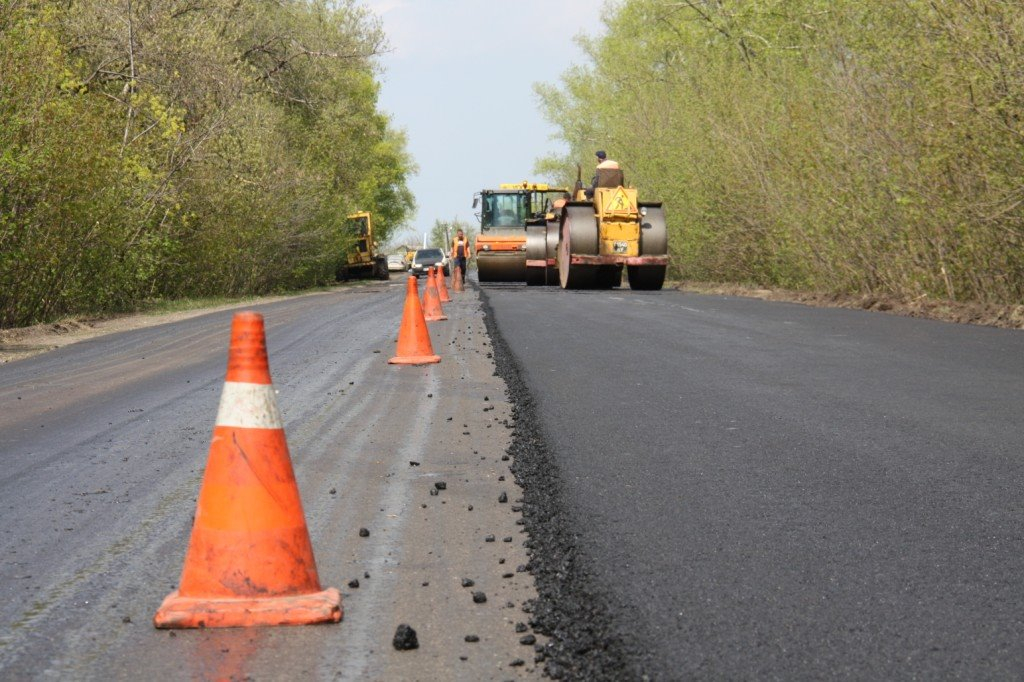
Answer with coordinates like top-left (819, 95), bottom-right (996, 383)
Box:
top-left (0, 288), bottom-right (341, 364)
top-left (675, 281), bottom-right (1024, 330)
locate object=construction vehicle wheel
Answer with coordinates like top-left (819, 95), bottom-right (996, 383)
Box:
top-left (558, 206), bottom-right (598, 289)
top-left (545, 265), bottom-right (560, 286)
top-left (559, 261), bottom-right (596, 289)
top-left (544, 220), bottom-right (560, 285)
top-left (639, 205), bottom-right (669, 256)
top-left (477, 257), bottom-right (518, 282)
top-left (595, 265), bottom-right (623, 288)
top-left (477, 258), bottom-right (495, 282)
top-left (525, 226), bottom-right (547, 286)
top-left (627, 265), bottom-right (666, 290)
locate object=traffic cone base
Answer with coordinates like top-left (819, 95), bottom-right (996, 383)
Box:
top-left (154, 587), bottom-right (342, 629)
top-left (388, 353), bottom-right (441, 365)
top-left (153, 312), bottom-right (341, 629)
top-left (390, 276), bottom-right (441, 365)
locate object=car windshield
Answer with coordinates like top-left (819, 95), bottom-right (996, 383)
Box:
top-left (415, 249), bottom-right (443, 262)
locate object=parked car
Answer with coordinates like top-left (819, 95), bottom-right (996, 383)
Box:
top-left (410, 248), bottom-right (450, 277)
top-left (386, 253), bottom-right (408, 272)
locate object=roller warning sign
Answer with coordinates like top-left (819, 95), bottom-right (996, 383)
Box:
top-left (606, 187), bottom-right (633, 212)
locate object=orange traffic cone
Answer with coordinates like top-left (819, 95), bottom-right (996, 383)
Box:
top-left (389, 275), bottom-right (441, 365)
top-left (422, 267), bottom-right (447, 322)
top-left (437, 265), bottom-right (452, 303)
top-left (154, 312), bottom-right (341, 629)
top-left (453, 265), bottom-right (464, 293)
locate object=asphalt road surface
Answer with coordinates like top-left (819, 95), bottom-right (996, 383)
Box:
top-left (4, 278), bottom-right (1023, 681)
top-left (483, 285), bottom-right (1024, 680)
top-left (0, 281), bottom-right (542, 680)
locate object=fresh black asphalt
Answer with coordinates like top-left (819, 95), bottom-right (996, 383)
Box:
top-left (482, 285), bottom-right (1024, 680)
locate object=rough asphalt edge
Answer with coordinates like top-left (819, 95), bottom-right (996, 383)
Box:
top-left (478, 286), bottom-right (650, 681)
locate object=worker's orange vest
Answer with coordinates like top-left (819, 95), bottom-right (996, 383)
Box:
top-left (453, 238), bottom-right (468, 259)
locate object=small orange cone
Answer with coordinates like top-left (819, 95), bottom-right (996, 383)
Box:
top-left (422, 266), bottom-right (448, 322)
top-left (389, 275), bottom-right (441, 365)
top-left (453, 265), bottom-right (465, 293)
top-left (437, 265), bottom-right (452, 303)
top-left (154, 312), bottom-right (341, 629)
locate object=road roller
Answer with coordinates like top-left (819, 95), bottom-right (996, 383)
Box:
top-left (472, 182), bottom-right (569, 282)
top-left (553, 168), bottom-right (669, 290)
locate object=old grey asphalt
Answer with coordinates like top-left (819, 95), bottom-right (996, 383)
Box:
top-left (483, 285), bottom-right (1024, 679)
top-left (0, 281), bottom-right (541, 680)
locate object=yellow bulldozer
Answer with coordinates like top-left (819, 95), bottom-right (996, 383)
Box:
top-left (336, 211), bottom-right (389, 281)
top-left (526, 164), bottom-right (668, 290)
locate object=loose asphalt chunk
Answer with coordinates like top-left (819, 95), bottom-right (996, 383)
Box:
top-left (392, 624), bottom-right (419, 651)
top-left (480, 289), bottom-right (642, 681)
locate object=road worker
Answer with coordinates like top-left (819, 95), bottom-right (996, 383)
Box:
top-left (451, 228), bottom-right (470, 285)
top-left (586, 150), bottom-right (624, 199)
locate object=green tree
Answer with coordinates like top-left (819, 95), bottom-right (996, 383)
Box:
top-left (0, 0), bottom-right (415, 327)
top-left (535, 0), bottom-right (1024, 303)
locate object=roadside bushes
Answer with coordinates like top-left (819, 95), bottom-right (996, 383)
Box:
top-left (0, 1), bottom-right (414, 327)
top-left (536, 0), bottom-right (1024, 304)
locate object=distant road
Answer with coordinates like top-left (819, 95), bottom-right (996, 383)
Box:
top-left (484, 285), bottom-right (1024, 679)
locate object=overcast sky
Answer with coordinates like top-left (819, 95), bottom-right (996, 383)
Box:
top-left (365, 1), bottom-right (606, 246)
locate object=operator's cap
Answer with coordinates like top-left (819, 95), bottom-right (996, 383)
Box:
top-left (595, 150), bottom-right (607, 159)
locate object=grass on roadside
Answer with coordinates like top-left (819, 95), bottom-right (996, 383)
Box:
top-left (137, 284), bottom-right (341, 317)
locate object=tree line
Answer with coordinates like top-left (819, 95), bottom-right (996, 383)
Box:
top-left (537, 0), bottom-right (1024, 304)
top-left (0, 0), bottom-right (415, 328)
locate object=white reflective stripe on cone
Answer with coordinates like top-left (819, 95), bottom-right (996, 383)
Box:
top-left (215, 382), bottom-right (284, 429)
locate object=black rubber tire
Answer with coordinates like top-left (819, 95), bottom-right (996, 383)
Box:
top-left (595, 265), bottom-right (623, 288)
top-left (627, 264), bottom-right (666, 290)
